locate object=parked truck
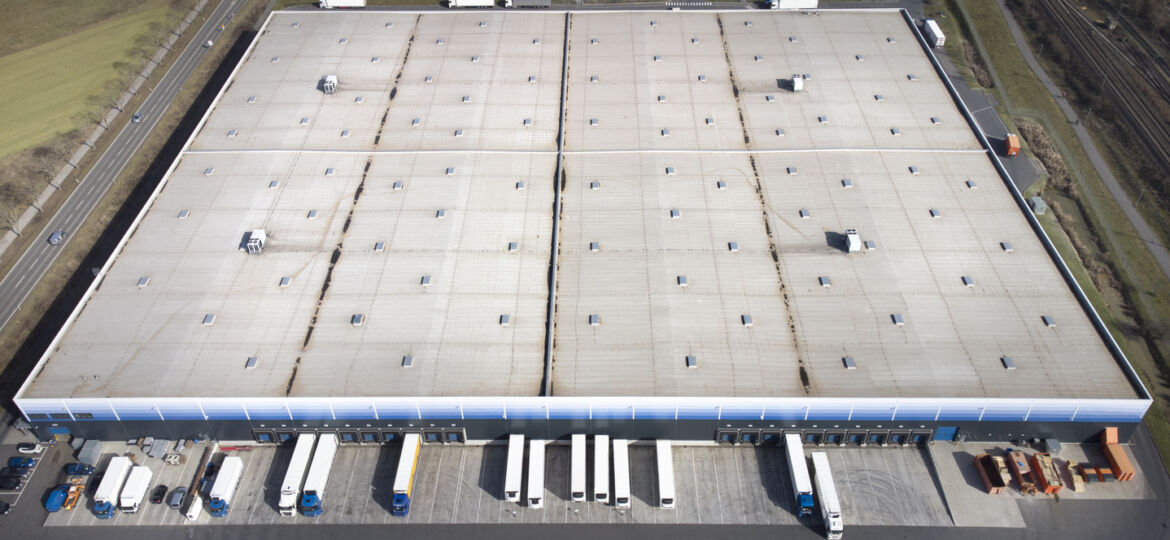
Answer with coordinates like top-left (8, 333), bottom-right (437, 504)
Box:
top-left (506, 0), bottom-right (550, 7)
top-left (811, 452), bottom-right (843, 540)
top-left (392, 433), bottom-right (422, 517)
top-left (319, 0), bottom-right (366, 8)
top-left (119, 466), bottom-right (153, 514)
top-left (93, 456), bottom-right (133, 519)
top-left (923, 19), bottom-right (945, 48)
top-left (449, 0), bottom-right (494, 7)
top-left (300, 433), bottom-right (338, 516)
top-left (209, 456), bottom-right (244, 517)
top-left (1101, 427), bottom-right (1135, 481)
top-left (279, 434), bottom-right (317, 516)
top-left (784, 434), bottom-right (815, 516)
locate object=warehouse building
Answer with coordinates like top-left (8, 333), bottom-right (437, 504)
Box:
top-left (15, 9), bottom-right (1150, 447)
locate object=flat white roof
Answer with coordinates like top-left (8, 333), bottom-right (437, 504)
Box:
top-left (21, 10), bottom-right (1140, 402)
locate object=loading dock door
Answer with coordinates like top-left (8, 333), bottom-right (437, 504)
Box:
top-left (933, 427), bottom-right (957, 441)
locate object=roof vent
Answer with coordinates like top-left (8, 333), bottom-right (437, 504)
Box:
top-left (842, 179), bottom-right (853, 188)
top-left (393, 181), bottom-right (403, 190)
top-left (698, 74), bottom-right (707, 82)
top-left (591, 75), bottom-right (599, 83)
top-left (500, 314), bottom-right (511, 327)
top-left (864, 240), bottom-right (877, 250)
top-left (754, 55), bottom-right (763, 62)
top-left (590, 118), bottom-right (599, 126)
top-left (375, 242), bottom-right (386, 252)
top-left (471, 56), bottom-right (479, 63)
top-left (269, 180), bottom-right (280, 189)
top-left (385, 22), bottom-right (392, 28)
top-left (516, 181), bottom-right (526, 190)
top-left (1001, 356), bottom-right (1016, 370)
top-left (775, 128), bottom-right (785, 136)
top-left (412, 118), bottom-right (421, 127)
top-left (1042, 315), bottom-right (1056, 327)
top-left (855, 54), bottom-right (864, 61)
top-left (280, 276), bottom-right (291, 287)
top-left (842, 356), bottom-right (856, 369)
top-left (661, 128), bottom-right (670, 137)
top-left (462, 96), bottom-right (471, 103)
top-left (786, 167), bottom-right (798, 176)
top-left (1000, 241), bottom-right (1013, 252)
top-left (891, 127), bottom-right (901, 136)
top-left (706, 118), bottom-right (716, 126)
top-left (745, 20), bottom-right (752, 26)
top-left (529, 76), bottom-right (536, 83)
top-left (653, 55), bottom-right (662, 62)
top-left (178, 210), bottom-right (190, 219)
top-left (227, 129), bottom-right (238, 138)
top-left (658, 95), bottom-right (667, 103)
top-left (874, 95), bottom-right (884, 102)
top-left (591, 38), bottom-right (599, 45)
top-left (508, 242), bottom-right (519, 252)
top-left (137, 277), bottom-right (150, 288)
top-left (402, 355), bottom-right (414, 368)
top-left (341, 129), bottom-right (350, 138)
top-left (677, 275), bottom-right (688, 287)
top-left (325, 167), bottom-right (335, 176)
top-left (590, 181), bottom-right (600, 190)
top-left (533, 38), bottom-right (541, 45)
top-left (523, 118), bottom-right (532, 127)
top-left (692, 37), bottom-right (700, 44)
top-left (245, 230), bottom-right (266, 254)
top-left (686, 355), bottom-right (698, 368)
top-left (454, 129), bottom-right (464, 137)
top-left (817, 115), bottom-right (828, 124)
top-left (741, 315), bottom-right (753, 327)
top-left (887, 36), bottom-right (895, 43)
top-left (425, 75), bottom-right (433, 83)
top-left (766, 95), bottom-right (776, 103)
top-left (246, 356), bottom-right (258, 370)
top-left (728, 241), bottom-right (740, 252)
top-left (300, 117), bottom-right (310, 126)
top-left (962, 276), bottom-right (975, 287)
top-left (789, 36), bottom-right (798, 42)
top-left (446, 167), bottom-right (455, 176)
top-left (421, 275), bottom-right (432, 287)
top-left (819, 276), bottom-right (831, 288)
top-left (589, 241), bottom-right (600, 252)
top-left (929, 208), bottom-right (941, 218)
top-left (589, 314), bottom-right (600, 326)
top-left (339, 38), bottom-right (349, 45)
top-left (716, 180), bottom-right (727, 190)
top-left (203, 167), bottom-right (215, 176)
top-left (907, 73), bottom-right (917, 81)
top-left (248, 96), bottom-right (257, 104)
top-left (966, 180), bottom-right (978, 189)
top-left (891, 314), bottom-right (904, 326)
top-left (272, 56), bottom-right (280, 63)
top-left (799, 209), bottom-right (810, 219)
top-left (436, 38), bottom-right (445, 45)
top-left (670, 209), bottom-right (680, 219)
top-left (202, 314), bottom-right (216, 326)
top-left (931, 116), bottom-right (941, 124)
top-left (665, 167), bottom-right (676, 176)
top-left (909, 166), bottom-right (920, 175)
top-left (436, 209), bottom-right (447, 219)
top-left (307, 210), bottom-right (318, 219)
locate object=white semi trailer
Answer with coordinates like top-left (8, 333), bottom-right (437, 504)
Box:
top-left (118, 466), bottom-right (153, 514)
top-left (811, 452), bottom-right (844, 539)
top-left (279, 434), bottom-right (317, 516)
top-left (785, 434), bottom-right (815, 516)
top-left (208, 456), bottom-right (244, 517)
top-left (93, 456), bottom-right (132, 519)
top-left (449, 0), bottom-right (494, 7)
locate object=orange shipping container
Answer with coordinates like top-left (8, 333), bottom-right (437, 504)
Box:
top-left (1006, 134), bottom-right (1020, 157)
top-left (1103, 443), bottom-right (1135, 481)
top-left (1029, 452), bottom-right (1063, 494)
top-left (1103, 427), bottom-right (1119, 445)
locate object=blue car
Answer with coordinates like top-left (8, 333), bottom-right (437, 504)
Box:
top-left (44, 485), bottom-right (69, 512)
top-left (7, 457), bottom-right (35, 469)
top-left (64, 463), bottom-right (94, 477)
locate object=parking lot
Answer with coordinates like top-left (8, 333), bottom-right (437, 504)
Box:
top-left (0, 443), bottom-right (48, 508)
top-left (43, 440), bottom-right (952, 527)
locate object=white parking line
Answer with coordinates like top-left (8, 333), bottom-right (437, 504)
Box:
top-left (451, 448), bottom-right (466, 523)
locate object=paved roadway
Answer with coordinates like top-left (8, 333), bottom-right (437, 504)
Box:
top-left (0, 0), bottom-right (242, 332)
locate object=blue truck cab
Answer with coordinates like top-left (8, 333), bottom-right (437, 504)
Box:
top-left (93, 500), bottom-right (116, 519)
top-left (299, 491), bottom-right (322, 517)
top-left (797, 493), bottom-right (814, 516)
top-left (208, 498), bottom-right (229, 517)
top-left (391, 493), bottom-right (411, 517)
top-left (44, 485), bottom-right (69, 512)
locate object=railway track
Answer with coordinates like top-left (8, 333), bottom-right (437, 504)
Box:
top-left (1038, 0), bottom-right (1170, 175)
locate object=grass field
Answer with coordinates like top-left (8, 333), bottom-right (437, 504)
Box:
top-left (945, 0), bottom-right (1170, 468)
top-left (0, 4), bottom-right (174, 160)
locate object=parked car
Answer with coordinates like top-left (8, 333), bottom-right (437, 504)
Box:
top-left (45, 484), bottom-right (69, 512)
top-left (151, 484), bottom-right (168, 504)
top-left (0, 500), bottom-right (10, 515)
top-left (131, 113), bottom-right (143, 123)
top-left (204, 40), bottom-right (214, 47)
top-left (0, 467), bottom-right (31, 479)
top-left (47, 230), bottom-right (66, 246)
top-left (0, 477), bottom-right (21, 490)
top-left (64, 463), bottom-right (94, 477)
top-left (17, 443), bottom-right (46, 455)
top-left (167, 486), bottom-right (187, 509)
top-left (7, 457), bottom-right (35, 469)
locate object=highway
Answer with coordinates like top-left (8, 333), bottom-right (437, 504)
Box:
top-left (0, 0), bottom-right (242, 332)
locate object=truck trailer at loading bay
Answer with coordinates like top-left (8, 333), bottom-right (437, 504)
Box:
top-left (13, 9), bottom-right (1150, 448)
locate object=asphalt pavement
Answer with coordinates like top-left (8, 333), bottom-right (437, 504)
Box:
top-left (0, 0), bottom-right (243, 333)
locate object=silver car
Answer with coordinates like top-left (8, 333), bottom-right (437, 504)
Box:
top-left (48, 231), bottom-right (66, 245)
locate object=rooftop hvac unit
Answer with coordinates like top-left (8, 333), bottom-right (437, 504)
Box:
top-left (322, 75), bottom-right (338, 94)
top-left (792, 75), bottom-right (804, 92)
top-left (246, 229), bottom-right (267, 254)
top-left (845, 229), bottom-right (861, 253)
